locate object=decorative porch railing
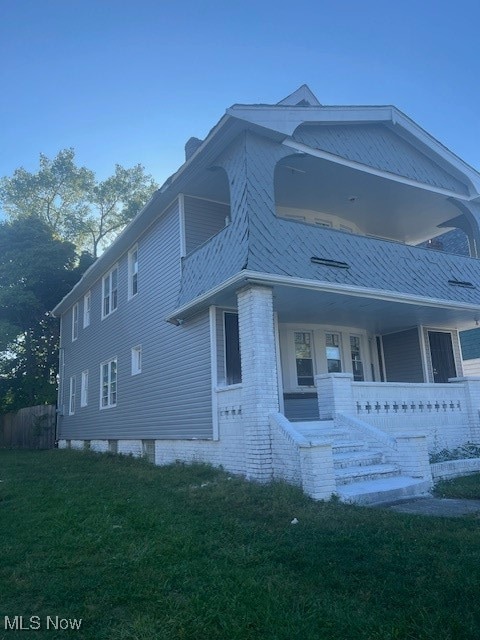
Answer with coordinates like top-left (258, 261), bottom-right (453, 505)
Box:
top-left (352, 382), bottom-right (465, 417)
top-left (315, 374), bottom-right (480, 451)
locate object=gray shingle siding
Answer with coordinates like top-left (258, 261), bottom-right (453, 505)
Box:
top-left (184, 195), bottom-right (230, 255)
top-left (58, 200), bottom-right (213, 440)
top-left (293, 124), bottom-right (469, 195)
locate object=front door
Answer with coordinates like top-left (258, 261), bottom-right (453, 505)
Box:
top-left (428, 331), bottom-right (457, 383)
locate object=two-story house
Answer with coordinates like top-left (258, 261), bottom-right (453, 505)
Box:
top-left (53, 85), bottom-right (480, 504)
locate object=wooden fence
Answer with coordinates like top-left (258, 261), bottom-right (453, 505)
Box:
top-left (0, 404), bottom-right (56, 449)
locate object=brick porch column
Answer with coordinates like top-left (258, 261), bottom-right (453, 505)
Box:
top-left (237, 285), bottom-right (279, 481)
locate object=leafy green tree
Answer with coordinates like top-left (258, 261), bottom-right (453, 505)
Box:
top-left (0, 149), bottom-right (158, 257)
top-left (0, 218), bottom-right (90, 411)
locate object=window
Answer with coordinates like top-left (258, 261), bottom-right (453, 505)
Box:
top-left (83, 291), bottom-right (91, 327)
top-left (128, 245), bottom-right (138, 298)
top-left (72, 303), bottom-right (79, 341)
top-left (100, 358), bottom-right (117, 408)
top-left (350, 336), bottom-right (364, 381)
top-left (295, 331), bottom-right (315, 386)
top-left (326, 332), bottom-right (342, 373)
top-left (224, 312), bottom-right (241, 385)
top-left (81, 370), bottom-right (89, 407)
top-left (69, 376), bottom-right (76, 415)
top-left (131, 346), bottom-right (142, 375)
top-left (102, 266), bottom-right (118, 318)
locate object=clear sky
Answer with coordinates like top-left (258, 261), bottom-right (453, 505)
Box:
top-left (1, 0), bottom-right (480, 195)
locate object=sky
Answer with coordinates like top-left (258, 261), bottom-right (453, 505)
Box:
top-left (1, 0), bottom-right (480, 198)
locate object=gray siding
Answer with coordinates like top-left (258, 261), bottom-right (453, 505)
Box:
top-left (59, 201), bottom-right (213, 440)
top-left (184, 195), bottom-right (230, 255)
top-left (293, 124), bottom-right (469, 195)
top-left (382, 328), bottom-right (424, 383)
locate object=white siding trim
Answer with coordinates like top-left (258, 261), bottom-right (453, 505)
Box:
top-left (418, 325), bottom-right (429, 382)
top-left (179, 194), bottom-right (186, 258)
top-left (274, 312), bottom-right (284, 414)
top-left (210, 306), bottom-right (219, 440)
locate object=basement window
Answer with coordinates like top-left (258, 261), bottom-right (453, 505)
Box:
top-left (311, 257), bottom-right (350, 269)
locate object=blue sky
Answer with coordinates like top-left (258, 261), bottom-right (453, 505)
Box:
top-left (1, 0), bottom-right (480, 192)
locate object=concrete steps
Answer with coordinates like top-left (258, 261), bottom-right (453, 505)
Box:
top-left (291, 419), bottom-right (430, 505)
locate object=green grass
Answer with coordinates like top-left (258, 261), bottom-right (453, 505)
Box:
top-left (1, 451), bottom-right (480, 640)
top-left (434, 473), bottom-right (480, 500)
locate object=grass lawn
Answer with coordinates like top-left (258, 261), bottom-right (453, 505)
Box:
top-left (434, 473), bottom-right (480, 500)
top-left (1, 451), bottom-right (480, 640)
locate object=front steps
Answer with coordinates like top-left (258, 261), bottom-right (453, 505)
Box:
top-left (292, 420), bottom-right (431, 505)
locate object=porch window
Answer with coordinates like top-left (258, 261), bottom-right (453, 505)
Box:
top-left (326, 332), bottom-right (342, 373)
top-left (350, 335), bottom-right (365, 381)
top-left (224, 312), bottom-right (241, 385)
top-left (295, 331), bottom-right (314, 386)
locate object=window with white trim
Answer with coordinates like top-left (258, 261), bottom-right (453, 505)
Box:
top-left (128, 245), bottom-right (138, 299)
top-left (100, 358), bottom-right (117, 408)
top-left (326, 332), bottom-right (342, 373)
top-left (72, 303), bottom-right (79, 341)
top-left (69, 376), bottom-right (76, 415)
top-left (224, 312), bottom-right (241, 385)
top-left (83, 291), bottom-right (91, 328)
top-left (102, 266), bottom-right (118, 318)
top-left (81, 370), bottom-right (89, 407)
top-left (131, 345), bottom-right (142, 375)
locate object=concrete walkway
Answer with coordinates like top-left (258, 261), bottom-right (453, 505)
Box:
top-left (378, 497), bottom-right (480, 517)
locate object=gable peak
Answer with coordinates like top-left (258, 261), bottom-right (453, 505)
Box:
top-left (277, 84), bottom-right (321, 107)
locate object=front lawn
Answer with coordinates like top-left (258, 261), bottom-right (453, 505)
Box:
top-left (1, 450), bottom-right (480, 639)
top-left (434, 473), bottom-right (480, 500)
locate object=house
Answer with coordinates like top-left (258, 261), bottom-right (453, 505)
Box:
top-left (52, 85), bottom-right (480, 504)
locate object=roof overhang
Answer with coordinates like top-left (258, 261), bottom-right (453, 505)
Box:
top-left (167, 270), bottom-right (480, 333)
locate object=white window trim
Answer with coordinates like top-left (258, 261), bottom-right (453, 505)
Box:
top-left (72, 303), bottom-right (79, 341)
top-left (69, 376), bottom-right (76, 415)
top-left (131, 345), bottom-right (142, 375)
top-left (81, 370), bottom-right (89, 407)
top-left (83, 291), bottom-right (91, 328)
top-left (100, 358), bottom-right (117, 409)
top-left (102, 265), bottom-right (119, 319)
top-left (128, 245), bottom-right (139, 300)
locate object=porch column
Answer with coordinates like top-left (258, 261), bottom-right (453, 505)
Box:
top-left (237, 285), bottom-right (279, 481)
top-left (315, 373), bottom-right (355, 419)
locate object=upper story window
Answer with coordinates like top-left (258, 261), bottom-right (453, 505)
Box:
top-left (83, 291), bottom-right (91, 328)
top-left (102, 266), bottom-right (118, 318)
top-left (72, 303), bottom-right (79, 341)
top-left (128, 245), bottom-right (138, 299)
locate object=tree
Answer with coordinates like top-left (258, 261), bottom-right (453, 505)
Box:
top-left (0, 149), bottom-right (158, 257)
top-left (0, 218), bottom-right (90, 411)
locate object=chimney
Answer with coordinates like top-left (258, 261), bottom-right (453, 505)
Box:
top-left (185, 137), bottom-right (203, 160)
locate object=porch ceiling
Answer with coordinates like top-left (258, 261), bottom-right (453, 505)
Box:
top-left (275, 155), bottom-right (464, 244)
top-left (270, 284), bottom-right (479, 333)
